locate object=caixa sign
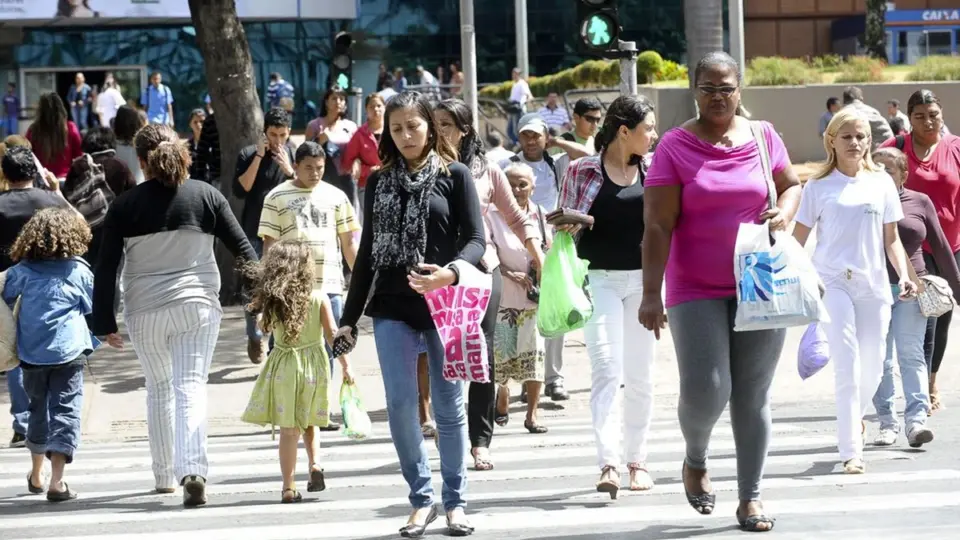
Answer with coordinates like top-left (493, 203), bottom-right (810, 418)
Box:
top-left (922, 10), bottom-right (960, 22)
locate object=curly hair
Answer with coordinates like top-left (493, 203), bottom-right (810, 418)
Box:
top-left (246, 240), bottom-right (315, 343)
top-left (10, 207), bottom-right (91, 262)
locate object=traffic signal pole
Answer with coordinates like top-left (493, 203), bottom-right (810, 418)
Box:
top-left (460, 0), bottom-right (479, 130)
top-left (515, 0), bottom-right (530, 78)
top-left (618, 40), bottom-right (638, 97)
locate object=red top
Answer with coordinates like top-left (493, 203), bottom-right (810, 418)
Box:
top-left (881, 133), bottom-right (960, 253)
top-left (26, 121), bottom-right (83, 179)
top-left (340, 123), bottom-right (381, 189)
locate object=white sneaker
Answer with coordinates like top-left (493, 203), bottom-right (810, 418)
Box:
top-left (907, 426), bottom-right (934, 448)
top-left (873, 428), bottom-right (898, 446)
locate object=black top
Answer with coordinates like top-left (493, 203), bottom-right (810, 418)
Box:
top-left (232, 142), bottom-right (296, 238)
top-left (0, 188), bottom-right (70, 271)
top-left (576, 162), bottom-right (645, 271)
top-left (91, 179), bottom-right (258, 335)
top-left (340, 162), bottom-right (486, 331)
top-left (195, 113), bottom-right (221, 179)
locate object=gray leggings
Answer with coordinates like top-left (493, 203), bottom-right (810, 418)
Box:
top-left (667, 297), bottom-right (786, 501)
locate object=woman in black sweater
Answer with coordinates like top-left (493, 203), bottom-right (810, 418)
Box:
top-left (338, 91), bottom-right (484, 537)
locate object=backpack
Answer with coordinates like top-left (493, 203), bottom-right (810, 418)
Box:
top-left (63, 153), bottom-right (115, 228)
top-left (895, 134), bottom-right (906, 151)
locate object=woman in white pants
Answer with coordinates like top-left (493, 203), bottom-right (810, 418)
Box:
top-left (91, 124), bottom-right (257, 506)
top-left (557, 95), bottom-right (659, 499)
top-left (793, 108), bottom-right (917, 474)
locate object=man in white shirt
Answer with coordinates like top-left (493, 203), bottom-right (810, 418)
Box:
top-left (507, 67), bottom-right (532, 144)
top-left (539, 92), bottom-right (571, 131)
top-left (485, 132), bottom-right (514, 163)
top-left (96, 78), bottom-right (125, 128)
top-left (887, 99), bottom-right (910, 132)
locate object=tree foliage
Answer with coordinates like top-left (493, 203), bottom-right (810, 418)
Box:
top-left (863, 0), bottom-right (888, 62)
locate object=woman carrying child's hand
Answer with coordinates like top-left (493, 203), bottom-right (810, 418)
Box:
top-left (101, 333), bottom-right (124, 349)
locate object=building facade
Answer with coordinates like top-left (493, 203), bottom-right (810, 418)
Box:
top-left (0, 0), bottom-right (687, 130)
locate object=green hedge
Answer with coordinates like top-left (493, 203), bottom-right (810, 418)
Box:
top-left (747, 57), bottom-right (818, 86)
top-left (908, 56), bottom-right (960, 81)
top-left (834, 56), bottom-right (887, 83)
top-left (478, 52), bottom-right (688, 99)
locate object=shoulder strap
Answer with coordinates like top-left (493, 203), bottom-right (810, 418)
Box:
top-left (750, 120), bottom-right (776, 211)
top-left (896, 134), bottom-right (906, 151)
top-left (559, 132), bottom-right (576, 142)
top-left (509, 154), bottom-right (521, 163)
top-left (543, 152), bottom-right (560, 189)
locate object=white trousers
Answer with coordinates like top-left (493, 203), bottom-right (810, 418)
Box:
top-left (583, 269), bottom-right (656, 470)
top-left (126, 302), bottom-right (222, 487)
top-left (821, 276), bottom-right (891, 462)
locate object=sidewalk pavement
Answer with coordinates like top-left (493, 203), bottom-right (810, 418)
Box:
top-left (4, 306), bottom-right (957, 443)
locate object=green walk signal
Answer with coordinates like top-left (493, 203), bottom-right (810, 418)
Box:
top-left (336, 73), bottom-right (350, 89)
top-left (586, 14), bottom-right (612, 47)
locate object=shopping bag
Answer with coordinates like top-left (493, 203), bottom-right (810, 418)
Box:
top-left (423, 260), bottom-right (493, 383)
top-left (537, 231), bottom-right (593, 338)
top-left (798, 323), bottom-right (830, 380)
top-left (734, 222), bottom-right (825, 331)
top-left (339, 382), bottom-right (372, 440)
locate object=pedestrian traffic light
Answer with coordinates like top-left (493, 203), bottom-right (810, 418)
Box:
top-left (577, 0), bottom-right (620, 54)
top-left (331, 31), bottom-right (353, 89)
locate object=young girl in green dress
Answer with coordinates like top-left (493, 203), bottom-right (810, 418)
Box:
top-left (241, 240), bottom-right (354, 503)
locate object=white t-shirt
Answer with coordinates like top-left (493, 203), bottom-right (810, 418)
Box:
top-left (500, 152), bottom-right (570, 213)
top-left (510, 79), bottom-right (530, 105)
top-left (795, 168), bottom-right (904, 303)
top-left (97, 87), bottom-right (125, 127)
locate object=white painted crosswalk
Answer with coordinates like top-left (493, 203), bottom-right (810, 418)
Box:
top-left (0, 407), bottom-right (956, 539)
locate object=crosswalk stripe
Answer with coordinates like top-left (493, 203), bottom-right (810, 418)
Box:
top-left (0, 446), bottom-right (907, 496)
top-left (15, 491), bottom-right (959, 540)
top-left (0, 424), bottom-right (811, 475)
top-left (1, 469), bottom-right (953, 531)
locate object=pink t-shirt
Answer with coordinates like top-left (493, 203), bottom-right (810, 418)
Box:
top-left (644, 121), bottom-right (789, 308)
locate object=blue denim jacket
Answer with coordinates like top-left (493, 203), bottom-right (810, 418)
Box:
top-left (2, 258), bottom-right (94, 365)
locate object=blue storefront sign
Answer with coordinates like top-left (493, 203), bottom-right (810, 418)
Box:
top-left (886, 9), bottom-right (960, 26)
top-left (884, 9), bottom-right (960, 64)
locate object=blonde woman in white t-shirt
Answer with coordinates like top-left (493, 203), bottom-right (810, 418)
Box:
top-left (792, 108), bottom-right (918, 475)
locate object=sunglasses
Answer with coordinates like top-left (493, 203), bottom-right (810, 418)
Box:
top-left (697, 85), bottom-right (738, 97)
top-left (582, 115), bottom-right (602, 124)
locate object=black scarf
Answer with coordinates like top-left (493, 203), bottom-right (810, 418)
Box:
top-left (371, 152), bottom-right (441, 270)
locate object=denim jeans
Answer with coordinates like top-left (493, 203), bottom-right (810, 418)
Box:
top-left (1, 115), bottom-right (18, 138)
top-left (20, 358), bottom-right (85, 463)
top-left (324, 294), bottom-right (343, 375)
top-left (71, 105), bottom-right (89, 132)
top-left (7, 366), bottom-right (30, 436)
top-left (873, 287), bottom-right (930, 432)
top-left (373, 318), bottom-right (467, 512)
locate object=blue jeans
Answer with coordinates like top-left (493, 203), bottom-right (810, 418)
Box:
top-left (7, 366), bottom-right (30, 435)
top-left (1, 115), bottom-right (18, 138)
top-left (71, 105), bottom-right (88, 132)
top-left (325, 294), bottom-right (343, 375)
top-left (873, 287), bottom-right (930, 432)
top-left (373, 318), bottom-right (467, 511)
top-left (21, 358), bottom-right (85, 463)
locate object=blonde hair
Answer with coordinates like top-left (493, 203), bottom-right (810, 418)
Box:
top-left (813, 107), bottom-right (883, 180)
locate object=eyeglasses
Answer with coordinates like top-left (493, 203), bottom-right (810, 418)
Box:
top-left (697, 86), bottom-right (738, 97)
top-left (582, 115), bottom-right (602, 124)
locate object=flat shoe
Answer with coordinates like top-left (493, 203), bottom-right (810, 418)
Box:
top-left (682, 463), bottom-right (715, 514)
top-left (523, 420), bottom-right (548, 434)
top-left (399, 505), bottom-right (439, 538)
top-left (446, 516), bottom-right (475, 537)
top-left (281, 488), bottom-right (302, 504)
top-left (737, 509), bottom-right (776, 532)
top-left (307, 468), bottom-right (326, 492)
top-left (46, 483), bottom-right (78, 502)
top-left (26, 472), bottom-right (44, 495)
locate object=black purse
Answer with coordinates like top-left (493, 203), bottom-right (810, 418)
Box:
top-left (526, 206), bottom-right (548, 304)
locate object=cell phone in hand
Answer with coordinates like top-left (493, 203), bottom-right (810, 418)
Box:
top-left (332, 327), bottom-right (358, 358)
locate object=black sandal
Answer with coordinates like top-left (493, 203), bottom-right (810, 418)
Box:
top-left (307, 468), bottom-right (326, 492)
top-left (46, 483), bottom-right (77, 502)
top-left (26, 472), bottom-right (44, 495)
top-left (446, 516), bottom-right (475, 537)
top-left (399, 505), bottom-right (439, 538)
top-left (682, 463), bottom-right (715, 515)
top-left (523, 420), bottom-right (548, 434)
top-left (737, 509), bottom-right (776, 532)
top-left (281, 488), bottom-right (303, 504)
top-left (494, 387), bottom-right (509, 427)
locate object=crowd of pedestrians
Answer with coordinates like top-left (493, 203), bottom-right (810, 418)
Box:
top-left (1, 51), bottom-right (958, 538)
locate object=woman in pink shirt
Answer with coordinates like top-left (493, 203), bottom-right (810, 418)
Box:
top-left (434, 98), bottom-right (545, 471)
top-left (342, 94), bottom-right (385, 225)
top-left (26, 93), bottom-right (82, 179)
top-left (639, 52), bottom-right (801, 532)
top-left (305, 86), bottom-right (358, 204)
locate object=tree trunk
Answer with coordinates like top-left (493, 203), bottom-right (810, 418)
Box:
top-left (189, 0), bottom-right (263, 304)
top-left (864, 0), bottom-right (888, 62)
top-left (683, 0), bottom-right (725, 89)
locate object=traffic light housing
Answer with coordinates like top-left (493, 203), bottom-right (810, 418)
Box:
top-left (577, 0), bottom-right (621, 56)
top-left (331, 31), bottom-right (353, 89)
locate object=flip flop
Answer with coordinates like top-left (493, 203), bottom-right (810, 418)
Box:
top-left (737, 509), bottom-right (776, 532)
top-left (471, 448), bottom-right (494, 471)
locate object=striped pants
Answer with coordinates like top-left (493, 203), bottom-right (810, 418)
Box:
top-left (126, 302), bottom-right (222, 488)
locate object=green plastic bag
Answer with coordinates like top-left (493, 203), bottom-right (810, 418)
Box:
top-left (537, 231), bottom-right (594, 338)
top-left (339, 382), bottom-right (372, 440)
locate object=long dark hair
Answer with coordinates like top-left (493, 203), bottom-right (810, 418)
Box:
top-left (594, 95), bottom-right (655, 167)
top-left (434, 98), bottom-right (486, 176)
top-left (319, 86), bottom-right (347, 120)
top-left (378, 91), bottom-right (457, 171)
top-left (114, 105), bottom-right (145, 144)
top-left (31, 93), bottom-right (68, 164)
top-left (57, 0), bottom-right (95, 17)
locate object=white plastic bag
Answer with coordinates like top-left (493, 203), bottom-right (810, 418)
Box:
top-left (734, 222), bottom-right (826, 331)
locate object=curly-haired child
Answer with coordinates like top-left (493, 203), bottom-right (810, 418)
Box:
top-left (1, 207), bottom-right (116, 502)
top-left (241, 239), bottom-right (354, 503)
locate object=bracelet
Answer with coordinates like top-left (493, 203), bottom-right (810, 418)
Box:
top-left (255, 153), bottom-right (265, 159)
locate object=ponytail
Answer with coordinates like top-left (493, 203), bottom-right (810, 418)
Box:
top-left (147, 140), bottom-right (191, 187)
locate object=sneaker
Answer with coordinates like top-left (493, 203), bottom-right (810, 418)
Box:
top-left (9, 433), bottom-right (25, 448)
top-left (907, 426), bottom-right (934, 448)
top-left (247, 338), bottom-right (265, 365)
top-left (181, 475), bottom-right (207, 507)
top-left (873, 428), bottom-right (898, 446)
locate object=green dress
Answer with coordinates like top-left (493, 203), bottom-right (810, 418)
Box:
top-left (242, 292), bottom-right (331, 430)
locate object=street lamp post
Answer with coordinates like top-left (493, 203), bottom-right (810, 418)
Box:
top-left (460, 0), bottom-right (479, 130)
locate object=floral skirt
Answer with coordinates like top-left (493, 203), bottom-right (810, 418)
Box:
top-left (241, 343), bottom-right (330, 431)
top-left (493, 307), bottom-right (545, 385)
